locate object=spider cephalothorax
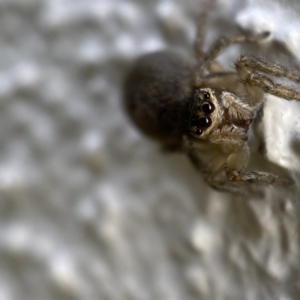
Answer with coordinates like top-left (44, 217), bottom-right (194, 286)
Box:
top-left (188, 87), bottom-right (254, 141)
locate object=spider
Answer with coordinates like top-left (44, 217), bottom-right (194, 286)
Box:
top-left (123, 1), bottom-right (300, 193)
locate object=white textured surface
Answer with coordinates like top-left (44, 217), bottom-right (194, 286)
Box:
top-left (0, 0), bottom-right (300, 300)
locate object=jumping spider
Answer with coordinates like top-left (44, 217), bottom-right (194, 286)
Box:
top-left (123, 3), bottom-right (300, 194)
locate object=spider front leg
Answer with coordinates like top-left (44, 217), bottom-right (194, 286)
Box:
top-left (225, 144), bottom-right (293, 185)
top-left (237, 55), bottom-right (300, 84)
top-left (245, 72), bottom-right (300, 102)
top-left (236, 55), bottom-right (300, 104)
top-left (187, 148), bottom-right (247, 194)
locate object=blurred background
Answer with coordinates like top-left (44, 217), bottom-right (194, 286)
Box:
top-left (1, 0), bottom-right (300, 299)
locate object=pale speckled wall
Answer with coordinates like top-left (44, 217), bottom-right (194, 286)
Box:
top-left (0, 0), bottom-right (300, 299)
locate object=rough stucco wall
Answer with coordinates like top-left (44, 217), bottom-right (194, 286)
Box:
top-left (0, 0), bottom-right (300, 299)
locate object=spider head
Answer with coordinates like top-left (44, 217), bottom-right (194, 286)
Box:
top-left (187, 88), bottom-right (222, 138)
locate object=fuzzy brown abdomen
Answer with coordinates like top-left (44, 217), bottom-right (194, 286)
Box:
top-left (123, 51), bottom-right (195, 145)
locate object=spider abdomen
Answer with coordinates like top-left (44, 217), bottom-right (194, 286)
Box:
top-left (123, 51), bottom-right (196, 145)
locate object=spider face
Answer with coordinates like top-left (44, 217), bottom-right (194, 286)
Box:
top-left (188, 88), bottom-right (222, 139)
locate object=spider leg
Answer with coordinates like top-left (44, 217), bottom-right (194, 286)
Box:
top-left (194, 0), bottom-right (216, 59)
top-left (195, 72), bottom-right (246, 95)
top-left (226, 168), bottom-right (293, 185)
top-left (225, 144), bottom-right (293, 185)
top-left (245, 71), bottom-right (300, 102)
top-left (237, 55), bottom-right (300, 84)
top-left (187, 150), bottom-right (239, 193)
top-left (236, 56), bottom-right (300, 105)
top-left (188, 149), bottom-right (265, 194)
top-left (195, 71), bottom-right (237, 86)
top-left (195, 32), bottom-right (269, 78)
top-left (204, 175), bottom-right (246, 194)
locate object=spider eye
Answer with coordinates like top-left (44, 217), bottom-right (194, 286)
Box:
top-left (195, 128), bottom-right (203, 135)
top-left (197, 116), bottom-right (212, 128)
top-left (201, 101), bottom-right (215, 114)
top-left (203, 91), bottom-right (210, 100)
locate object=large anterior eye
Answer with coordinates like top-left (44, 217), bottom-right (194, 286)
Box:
top-left (197, 116), bottom-right (212, 128)
top-left (201, 101), bottom-right (215, 114)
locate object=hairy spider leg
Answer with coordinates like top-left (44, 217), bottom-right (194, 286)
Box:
top-left (195, 32), bottom-right (270, 79)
